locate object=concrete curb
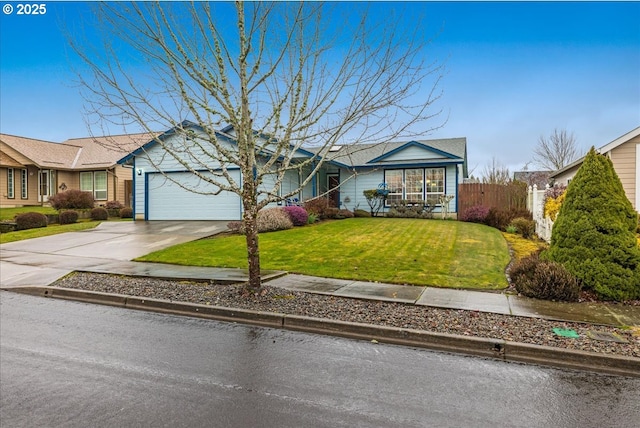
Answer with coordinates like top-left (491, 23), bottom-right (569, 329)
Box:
top-left (4, 286), bottom-right (639, 378)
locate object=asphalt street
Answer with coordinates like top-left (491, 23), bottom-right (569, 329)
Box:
top-left (2, 292), bottom-right (639, 428)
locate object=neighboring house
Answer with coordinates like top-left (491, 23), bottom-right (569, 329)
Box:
top-left (0, 133), bottom-right (154, 208)
top-left (118, 121), bottom-right (468, 221)
top-left (550, 126), bottom-right (640, 212)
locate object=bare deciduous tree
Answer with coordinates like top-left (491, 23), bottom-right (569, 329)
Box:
top-left (482, 157), bottom-right (511, 185)
top-left (533, 128), bottom-right (579, 171)
top-left (72, 1), bottom-right (444, 292)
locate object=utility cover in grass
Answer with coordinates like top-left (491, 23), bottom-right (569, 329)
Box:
top-left (552, 328), bottom-right (579, 338)
top-left (586, 331), bottom-right (628, 343)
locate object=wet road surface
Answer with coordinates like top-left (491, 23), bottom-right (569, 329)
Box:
top-left (1, 292), bottom-right (639, 428)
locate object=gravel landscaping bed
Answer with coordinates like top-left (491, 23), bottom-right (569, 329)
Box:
top-left (53, 272), bottom-right (640, 359)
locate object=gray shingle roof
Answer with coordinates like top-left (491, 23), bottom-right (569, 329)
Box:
top-left (312, 138), bottom-right (467, 167)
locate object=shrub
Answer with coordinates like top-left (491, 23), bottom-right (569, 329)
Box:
top-left (505, 225), bottom-right (518, 234)
top-left (510, 217), bottom-right (535, 239)
top-left (282, 206), bottom-right (309, 226)
top-left (460, 205), bottom-right (490, 224)
top-left (227, 221), bottom-right (244, 233)
top-left (15, 212), bottom-right (48, 230)
top-left (338, 209), bottom-right (354, 219)
top-left (325, 207), bottom-right (341, 219)
top-left (104, 200), bottom-right (124, 210)
top-left (354, 209), bottom-right (371, 218)
top-left (307, 213), bottom-right (318, 224)
top-left (258, 208), bottom-right (293, 232)
top-left (119, 207), bottom-right (133, 218)
top-left (544, 192), bottom-right (566, 220)
top-left (510, 254), bottom-right (580, 302)
top-left (546, 147), bottom-right (640, 301)
top-left (49, 190), bottom-right (95, 210)
top-left (90, 207), bottom-right (109, 221)
top-left (59, 210), bottom-right (79, 225)
top-left (303, 198), bottom-right (335, 219)
top-left (485, 208), bottom-right (512, 231)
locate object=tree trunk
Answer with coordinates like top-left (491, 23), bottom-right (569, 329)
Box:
top-left (242, 178), bottom-right (261, 293)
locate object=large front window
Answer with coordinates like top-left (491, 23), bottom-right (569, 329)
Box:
top-left (80, 171), bottom-right (108, 200)
top-left (384, 168), bottom-right (445, 205)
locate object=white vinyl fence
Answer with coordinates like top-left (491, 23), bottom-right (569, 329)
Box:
top-left (527, 184), bottom-right (553, 242)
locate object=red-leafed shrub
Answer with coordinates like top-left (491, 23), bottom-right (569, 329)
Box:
top-left (90, 207), bottom-right (109, 221)
top-left (119, 207), bottom-right (133, 218)
top-left (303, 198), bottom-right (335, 219)
top-left (59, 210), bottom-right (79, 225)
top-left (15, 212), bottom-right (48, 230)
top-left (460, 205), bottom-right (490, 224)
top-left (49, 190), bottom-right (95, 210)
top-left (282, 206), bottom-right (309, 226)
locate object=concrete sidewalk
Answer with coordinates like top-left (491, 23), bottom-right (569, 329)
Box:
top-left (266, 274), bottom-right (640, 328)
top-left (2, 258), bottom-right (638, 327)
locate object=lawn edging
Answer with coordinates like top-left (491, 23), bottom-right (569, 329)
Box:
top-left (5, 286), bottom-right (639, 378)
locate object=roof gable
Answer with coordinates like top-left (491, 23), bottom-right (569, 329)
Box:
top-left (367, 141), bottom-right (459, 164)
top-left (323, 137), bottom-right (467, 168)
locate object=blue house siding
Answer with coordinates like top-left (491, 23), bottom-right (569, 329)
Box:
top-left (118, 123), bottom-right (468, 220)
top-left (337, 164), bottom-right (459, 214)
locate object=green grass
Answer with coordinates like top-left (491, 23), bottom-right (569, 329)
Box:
top-left (0, 221), bottom-right (101, 244)
top-left (138, 218), bottom-right (511, 289)
top-left (0, 206), bottom-right (57, 221)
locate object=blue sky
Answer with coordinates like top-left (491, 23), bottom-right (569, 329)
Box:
top-left (1, 1), bottom-right (638, 175)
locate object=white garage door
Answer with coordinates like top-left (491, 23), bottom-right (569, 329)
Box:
top-left (147, 171), bottom-right (242, 220)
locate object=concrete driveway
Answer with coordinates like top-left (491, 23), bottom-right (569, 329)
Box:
top-left (0, 221), bottom-right (228, 288)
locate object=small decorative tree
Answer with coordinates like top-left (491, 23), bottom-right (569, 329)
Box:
top-left (545, 147), bottom-right (640, 301)
top-left (438, 194), bottom-right (455, 219)
top-left (363, 189), bottom-right (385, 217)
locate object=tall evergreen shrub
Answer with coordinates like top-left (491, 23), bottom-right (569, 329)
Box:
top-left (546, 147), bottom-right (640, 300)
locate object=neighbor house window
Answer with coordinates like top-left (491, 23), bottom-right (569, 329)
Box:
top-left (80, 171), bottom-right (108, 200)
top-left (7, 168), bottom-right (14, 199)
top-left (384, 167), bottom-right (445, 205)
top-left (21, 169), bottom-right (28, 199)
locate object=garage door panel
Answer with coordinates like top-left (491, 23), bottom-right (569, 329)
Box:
top-left (147, 171), bottom-right (241, 220)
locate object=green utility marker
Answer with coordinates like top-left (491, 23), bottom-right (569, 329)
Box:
top-left (552, 328), bottom-right (580, 339)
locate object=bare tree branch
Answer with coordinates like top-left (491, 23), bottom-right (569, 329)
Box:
top-left (70, 1), bottom-right (445, 291)
top-left (533, 128), bottom-right (579, 171)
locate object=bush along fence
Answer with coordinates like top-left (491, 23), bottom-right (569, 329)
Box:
top-left (527, 184), bottom-right (568, 243)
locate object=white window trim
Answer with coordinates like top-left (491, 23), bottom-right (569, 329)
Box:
top-left (7, 168), bottom-right (14, 199)
top-left (21, 169), bottom-right (28, 199)
top-left (94, 171), bottom-right (108, 201)
top-left (384, 167), bottom-right (445, 206)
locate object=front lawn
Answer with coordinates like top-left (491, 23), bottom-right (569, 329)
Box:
top-left (0, 206), bottom-right (57, 221)
top-left (0, 221), bottom-right (102, 244)
top-left (138, 218), bottom-right (511, 289)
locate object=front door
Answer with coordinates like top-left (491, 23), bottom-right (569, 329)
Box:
top-left (38, 170), bottom-right (54, 202)
top-left (327, 174), bottom-right (340, 208)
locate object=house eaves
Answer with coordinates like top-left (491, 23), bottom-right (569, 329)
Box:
top-left (550, 126), bottom-right (640, 178)
top-left (367, 140), bottom-right (460, 164)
